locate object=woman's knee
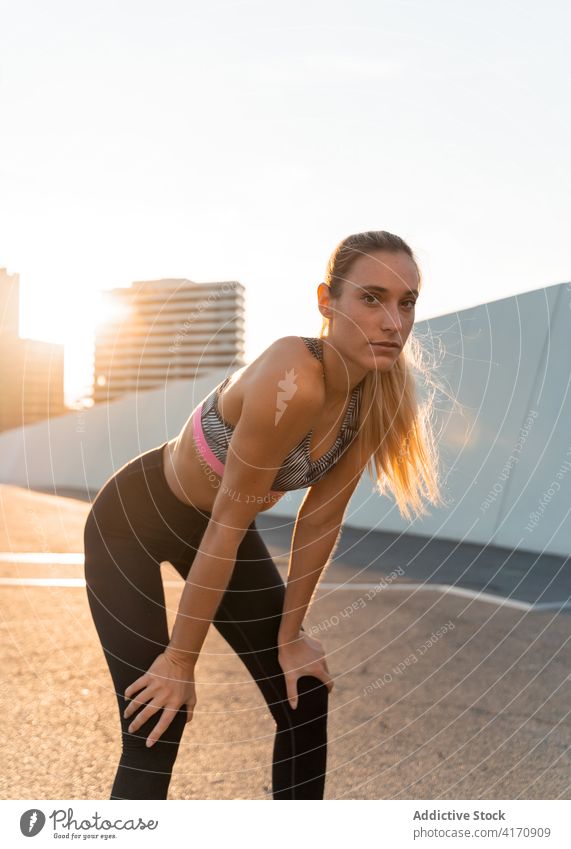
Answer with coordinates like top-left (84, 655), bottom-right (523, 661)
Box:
top-left (273, 675), bottom-right (329, 728)
top-left (295, 675), bottom-right (329, 715)
top-left (120, 705), bottom-right (187, 768)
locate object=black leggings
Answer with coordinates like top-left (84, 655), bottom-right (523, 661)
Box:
top-left (83, 442), bottom-right (329, 800)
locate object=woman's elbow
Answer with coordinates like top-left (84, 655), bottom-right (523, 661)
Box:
top-left (205, 504), bottom-right (258, 549)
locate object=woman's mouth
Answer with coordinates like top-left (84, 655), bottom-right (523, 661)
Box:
top-left (370, 341), bottom-right (400, 351)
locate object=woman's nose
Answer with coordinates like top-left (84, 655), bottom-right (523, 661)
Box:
top-left (379, 304), bottom-right (403, 331)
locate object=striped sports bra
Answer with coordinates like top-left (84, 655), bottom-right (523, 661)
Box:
top-left (191, 336), bottom-right (363, 498)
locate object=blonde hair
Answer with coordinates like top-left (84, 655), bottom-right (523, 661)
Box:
top-left (319, 230), bottom-right (448, 520)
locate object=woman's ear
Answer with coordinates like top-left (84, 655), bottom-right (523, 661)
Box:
top-left (317, 282), bottom-right (333, 318)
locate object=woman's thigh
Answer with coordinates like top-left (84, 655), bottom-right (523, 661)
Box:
top-left (84, 520), bottom-right (173, 691)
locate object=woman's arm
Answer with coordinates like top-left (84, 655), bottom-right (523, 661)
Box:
top-left (277, 516), bottom-right (345, 646)
top-left (164, 522), bottom-right (250, 668)
top-left (278, 436), bottom-right (368, 646)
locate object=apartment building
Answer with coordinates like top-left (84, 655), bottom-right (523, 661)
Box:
top-left (0, 268), bottom-right (66, 432)
top-left (92, 277), bottom-right (246, 403)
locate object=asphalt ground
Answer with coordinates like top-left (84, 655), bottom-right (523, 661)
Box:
top-left (0, 483), bottom-right (569, 800)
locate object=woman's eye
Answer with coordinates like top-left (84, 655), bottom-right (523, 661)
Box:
top-left (361, 294), bottom-right (416, 308)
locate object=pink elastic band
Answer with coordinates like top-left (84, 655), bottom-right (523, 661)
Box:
top-left (192, 403), bottom-right (285, 500)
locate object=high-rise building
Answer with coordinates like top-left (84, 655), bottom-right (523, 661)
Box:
top-left (0, 268), bottom-right (66, 432)
top-left (0, 267), bottom-right (19, 337)
top-left (92, 278), bottom-right (246, 403)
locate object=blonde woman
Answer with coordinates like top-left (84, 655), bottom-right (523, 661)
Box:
top-left (83, 230), bottom-right (443, 800)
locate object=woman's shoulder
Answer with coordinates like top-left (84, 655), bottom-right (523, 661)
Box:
top-left (265, 334), bottom-right (321, 360)
top-left (252, 335), bottom-right (324, 393)
top-left (220, 336), bottom-right (325, 423)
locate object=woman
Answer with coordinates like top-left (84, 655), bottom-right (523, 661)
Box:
top-left (83, 229), bottom-right (444, 801)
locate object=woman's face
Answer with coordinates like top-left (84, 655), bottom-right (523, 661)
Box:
top-left (320, 249), bottom-right (420, 372)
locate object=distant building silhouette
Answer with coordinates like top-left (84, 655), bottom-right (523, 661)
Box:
top-left (0, 268), bottom-right (66, 432)
top-left (0, 266), bottom-right (19, 338)
top-left (92, 277), bottom-right (246, 403)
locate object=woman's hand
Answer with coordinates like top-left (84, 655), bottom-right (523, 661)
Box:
top-left (123, 650), bottom-right (197, 748)
top-left (277, 631), bottom-right (334, 710)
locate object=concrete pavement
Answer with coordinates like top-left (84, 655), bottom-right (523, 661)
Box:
top-left (1, 484), bottom-right (569, 800)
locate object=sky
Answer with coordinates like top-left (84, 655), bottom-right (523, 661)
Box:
top-left (1, 0), bottom-right (569, 405)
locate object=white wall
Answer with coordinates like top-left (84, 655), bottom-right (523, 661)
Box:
top-left (0, 373), bottom-right (211, 492)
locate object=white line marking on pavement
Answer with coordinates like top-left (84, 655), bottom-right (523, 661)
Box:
top-left (0, 553), bottom-right (85, 564)
top-left (0, 554), bottom-right (567, 612)
top-left (0, 575), bottom-right (551, 611)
